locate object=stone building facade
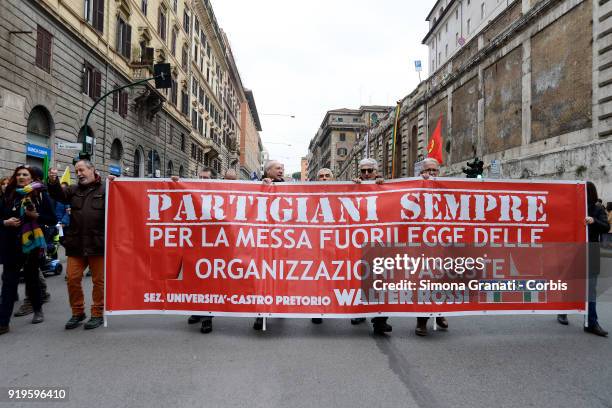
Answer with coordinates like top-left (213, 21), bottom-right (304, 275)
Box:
top-left (337, 0), bottom-right (612, 200)
top-left (0, 0), bottom-right (262, 179)
top-left (307, 106), bottom-right (392, 180)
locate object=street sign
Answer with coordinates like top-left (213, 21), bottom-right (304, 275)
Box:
top-left (489, 159), bottom-right (501, 179)
top-left (26, 143), bottom-right (50, 159)
top-left (415, 60), bottom-right (422, 72)
top-left (109, 164), bottom-right (122, 176)
top-left (57, 142), bottom-right (82, 150)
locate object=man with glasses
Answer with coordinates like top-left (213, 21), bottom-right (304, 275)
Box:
top-left (415, 158), bottom-right (449, 336)
top-left (351, 158), bottom-right (392, 334)
top-left (316, 168), bottom-right (334, 182)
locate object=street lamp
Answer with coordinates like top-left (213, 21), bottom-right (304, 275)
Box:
top-left (78, 63), bottom-right (172, 162)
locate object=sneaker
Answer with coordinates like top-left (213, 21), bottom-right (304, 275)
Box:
top-left (350, 317), bottom-right (366, 325)
top-left (65, 313), bottom-right (87, 330)
top-left (557, 314), bottom-right (569, 325)
top-left (253, 317), bottom-right (263, 331)
top-left (14, 302), bottom-right (33, 317)
top-left (311, 318), bottom-right (323, 324)
top-left (373, 322), bottom-right (392, 335)
top-left (84, 317), bottom-right (104, 330)
top-left (200, 318), bottom-right (213, 334)
top-left (0, 326), bottom-right (9, 335)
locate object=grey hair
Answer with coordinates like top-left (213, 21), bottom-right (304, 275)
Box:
top-left (358, 158), bottom-right (378, 169)
top-left (317, 167), bottom-right (333, 175)
top-left (421, 158), bottom-right (440, 168)
top-left (264, 160), bottom-right (283, 176)
top-left (76, 159), bottom-right (95, 169)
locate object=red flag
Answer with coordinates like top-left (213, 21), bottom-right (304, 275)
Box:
top-left (427, 116), bottom-right (443, 164)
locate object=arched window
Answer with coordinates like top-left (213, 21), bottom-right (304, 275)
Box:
top-left (179, 165), bottom-right (185, 177)
top-left (133, 146), bottom-right (145, 177)
top-left (110, 139), bottom-right (123, 161)
top-left (166, 160), bottom-right (174, 177)
top-left (147, 149), bottom-right (161, 177)
top-left (26, 106), bottom-right (52, 146)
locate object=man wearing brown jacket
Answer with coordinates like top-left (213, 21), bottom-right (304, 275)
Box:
top-left (48, 160), bottom-right (108, 330)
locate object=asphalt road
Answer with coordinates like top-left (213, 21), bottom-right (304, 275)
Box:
top-left (1, 257), bottom-right (611, 408)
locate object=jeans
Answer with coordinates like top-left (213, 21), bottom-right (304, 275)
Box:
top-left (0, 255), bottom-right (43, 326)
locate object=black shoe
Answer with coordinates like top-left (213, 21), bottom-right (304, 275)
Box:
top-left (84, 317), bottom-right (104, 330)
top-left (31, 311), bottom-right (44, 324)
top-left (311, 318), bottom-right (323, 324)
top-left (253, 317), bottom-right (263, 331)
top-left (187, 315), bottom-right (201, 325)
top-left (350, 317), bottom-right (366, 325)
top-left (65, 313), bottom-right (87, 330)
top-left (436, 317), bottom-right (449, 330)
top-left (557, 314), bottom-right (569, 325)
top-left (373, 322), bottom-right (392, 334)
top-left (584, 324), bottom-right (608, 337)
top-left (415, 320), bottom-right (428, 337)
top-left (0, 326), bottom-right (9, 335)
top-left (200, 318), bottom-right (212, 334)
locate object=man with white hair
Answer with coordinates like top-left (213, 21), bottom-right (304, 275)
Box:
top-left (415, 157), bottom-right (449, 336)
top-left (316, 168), bottom-right (334, 182)
top-left (352, 158), bottom-right (391, 334)
top-left (262, 160), bottom-right (284, 184)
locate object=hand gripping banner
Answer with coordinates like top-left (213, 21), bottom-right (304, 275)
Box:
top-left (105, 178), bottom-right (588, 318)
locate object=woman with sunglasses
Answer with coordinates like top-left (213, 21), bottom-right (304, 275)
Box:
top-left (0, 165), bottom-right (56, 335)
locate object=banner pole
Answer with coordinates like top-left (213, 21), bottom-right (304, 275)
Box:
top-left (263, 317), bottom-right (267, 331)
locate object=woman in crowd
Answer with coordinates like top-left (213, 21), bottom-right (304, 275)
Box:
top-left (0, 165), bottom-right (56, 335)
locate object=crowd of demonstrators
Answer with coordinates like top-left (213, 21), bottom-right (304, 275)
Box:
top-left (47, 160), bottom-right (109, 330)
top-left (0, 166), bottom-right (56, 335)
top-left (1, 156), bottom-right (609, 339)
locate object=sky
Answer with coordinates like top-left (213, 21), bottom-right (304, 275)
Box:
top-left (211, 0), bottom-right (433, 175)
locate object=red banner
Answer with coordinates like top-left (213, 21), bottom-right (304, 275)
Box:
top-left (105, 178), bottom-right (588, 317)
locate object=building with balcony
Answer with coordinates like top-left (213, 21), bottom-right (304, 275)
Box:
top-left (307, 106), bottom-right (392, 180)
top-left (0, 0), bottom-right (261, 179)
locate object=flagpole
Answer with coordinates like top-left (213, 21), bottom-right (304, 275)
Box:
top-left (391, 102), bottom-right (401, 178)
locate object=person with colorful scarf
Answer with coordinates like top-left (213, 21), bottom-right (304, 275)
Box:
top-left (0, 165), bottom-right (56, 335)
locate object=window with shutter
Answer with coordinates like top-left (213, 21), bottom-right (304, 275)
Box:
top-left (93, 71), bottom-right (102, 99)
top-left (112, 90), bottom-right (119, 112)
top-left (35, 26), bottom-right (52, 72)
top-left (93, 0), bottom-right (104, 33)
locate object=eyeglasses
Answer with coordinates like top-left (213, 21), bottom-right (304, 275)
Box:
top-left (318, 174), bottom-right (332, 179)
top-left (360, 168), bottom-right (375, 174)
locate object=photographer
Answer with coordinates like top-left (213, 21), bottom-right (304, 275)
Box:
top-left (0, 165), bottom-right (56, 335)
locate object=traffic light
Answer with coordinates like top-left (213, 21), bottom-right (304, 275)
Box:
top-left (463, 157), bottom-right (484, 178)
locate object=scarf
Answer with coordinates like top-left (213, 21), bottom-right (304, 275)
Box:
top-left (16, 182), bottom-right (46, 254)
